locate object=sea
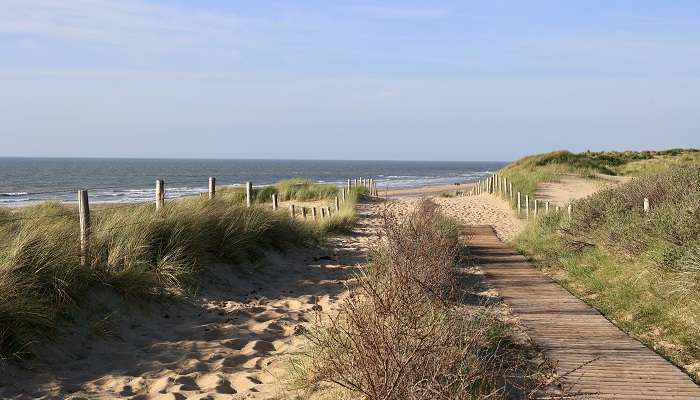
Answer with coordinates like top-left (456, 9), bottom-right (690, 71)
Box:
top-left (0, 158), bottom-right (506, 206)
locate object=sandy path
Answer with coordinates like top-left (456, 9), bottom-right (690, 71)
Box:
top-left (0, 204), bottom-right (382, 400)
top-left (389, 194), bottom-right (524, 242)
top-left (535, 174), bottom-right (630, 206)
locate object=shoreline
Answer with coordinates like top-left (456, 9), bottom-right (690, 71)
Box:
top-left (1, 180), bottom-right (482, 208)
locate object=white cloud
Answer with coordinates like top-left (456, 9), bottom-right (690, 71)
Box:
top-left (0, 0), bottom-right (259, 52)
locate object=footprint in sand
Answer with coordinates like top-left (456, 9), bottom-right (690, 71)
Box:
top-left (241, 340), bottom-right (276, 355)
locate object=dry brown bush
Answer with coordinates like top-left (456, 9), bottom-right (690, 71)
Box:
top-left (297, 199), bottom-right (548, 400)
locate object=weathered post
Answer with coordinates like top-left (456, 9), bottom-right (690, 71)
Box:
top-left (155, 179), bottom-right (165, 211)
top-left (208, 177), bottom-right (216, 200)
top-left (509, 182), bottom-right (513, 202)
top-left (568, 204), bottom-right (572, 218)
top-left (545, 201), bottom-right (550, 214)
top-left (301, 207), bottom-right (307, 219)
top-left (517, 192), bottom-right (521, 215)
top-left (525, 195), bottom-right (530, 219)
top-left (341, 188), bottom-right (346, 203)
top-left (289, 204), bottom-right (295, 218)
top-left (327, 207), bottom-right (332, 216)
top-left (272, 194), bottom-right (278, 211)
top-left (78, 189), bottom-right (90, 267)
top-left (321, 207), bottom-right (326, 218)
top-left (556, 205), bottom-right (561, 213)
top-left (246, 181), bottom-right (252, 207)
top-left (335, 196), bottom-right (340, 211)
top-left (643, 198), bottom-right (650, 213)
top-left (312, 207), bottom-right (317, 221)
top-left (347, 178), bottom-right (351, 190)
top-left (534, 198), bottom-right (538, 216)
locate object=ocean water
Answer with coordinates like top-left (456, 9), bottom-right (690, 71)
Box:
top-left (0, 158), bottom-right (506, 206)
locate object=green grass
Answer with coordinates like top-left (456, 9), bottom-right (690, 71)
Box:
top-left (512, 166), bottom-right (700, 381)
top-left (0, 183), bottom-right (364, 360)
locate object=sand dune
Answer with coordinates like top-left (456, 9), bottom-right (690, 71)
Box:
top-left (0, 204), bottom-right (382, 399)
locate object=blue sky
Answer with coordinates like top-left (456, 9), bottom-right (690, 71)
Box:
top-left (1, 1), bottom-right (698, 161)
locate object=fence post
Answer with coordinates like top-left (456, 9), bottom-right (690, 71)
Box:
top-left (327, 206), bottom-right (332, 216)
top-left (347, 178), bottom-right (351, 190)
top-left (525, 195), bottom-right (530, 219)
top-left (556, 205), bottom-right (561, 213)
top-left (517, 192), bottom-right (521, 215)
top-left (335, 196), bottom-right (340, 211)
top-left (643, 198), bottom-right (650, 213)
top-left (289, 204), bottom-right (295, 218)
top-left (567, 204), bottom-right (572, 218)
top-left (321, 207), bottom-right (326, 218)
top-left (312, 207), bottom-right (317, 221)
top-left (78, 190), bottom-right (90, 267)
top-left (272, 194), bottom-right (278, 211)
top-left (245, 182), bottom-right (252, 207)
top-left (301, 207), bottom-right (307, 219)
top-left (534, 198), bottom-right (538, 216)
top-left (545, 201), bottom-right (550, 214)
top-left (155, 179), bottom-right (165, 211)
top-left (509, 182), bottom-right (513, 202)
top-left (208, 177), bottom-right (216, 200)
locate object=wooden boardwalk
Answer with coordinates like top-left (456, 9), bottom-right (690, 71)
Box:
top-left (466, 225), bottom-right (700, 399)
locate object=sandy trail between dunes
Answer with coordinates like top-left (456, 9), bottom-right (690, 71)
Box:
top-left (0, 203), bottom-right (383, 400)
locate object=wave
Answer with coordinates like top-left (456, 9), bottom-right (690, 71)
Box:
top-left (0, 192), bottom-right (29, 197)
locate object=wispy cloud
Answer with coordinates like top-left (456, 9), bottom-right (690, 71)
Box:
top-left (0, 0), bottom-right (265, 52)
top-left (352, 5), bottom-right (449, 20)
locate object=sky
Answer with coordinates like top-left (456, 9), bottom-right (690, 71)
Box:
top-left (1, 0), bottom-right (698, 161)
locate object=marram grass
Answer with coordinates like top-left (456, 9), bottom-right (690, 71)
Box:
top-left (0, 183), bottom-right (364, 360)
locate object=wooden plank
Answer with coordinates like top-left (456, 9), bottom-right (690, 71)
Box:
top-left (465, 225), bottom-right (700, 398)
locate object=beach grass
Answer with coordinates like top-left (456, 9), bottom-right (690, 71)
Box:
top-left (513, 166), bottom-right (700, 381)
top-left (0, 182), bottom-right (364, 360)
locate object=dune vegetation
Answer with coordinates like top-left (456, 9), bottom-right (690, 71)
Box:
top-left (219, 178), bottom-right (343, 204)
top-left (513, 166), bottom-right (700, 381)
top-left (498, 148), bottom-right (699, 201)
top-left (0, 181), bottom-right (363, 360)
top-left (290, 199), bottom-right (552, 400)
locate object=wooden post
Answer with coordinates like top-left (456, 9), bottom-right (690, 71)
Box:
top-left (155, 179), bottom-right (165, 211)
top-left (78, 190), bottom-right (90, 267)
top-left (347, 178), bottom-right (351, 190)
top-left (289, 204), bottom-right (295, 218)
top-left (517, 192), bottom-right (521, 215)
top-left (556, 205), bottom-right (561, 213)
top-left (312, 207), bottom-right (317, 221)
top-left (509, 182), bottom-right (513, 201)
top-left (335, 196), bottom-right (340, 211)
top-left (327, 207), bottom-right (332, 216)
top-left (567, 204), bottom-right (572, 218)
top-left (321, 207), bottom-right (326, 218)
top-left (545, 201), bottom-right (550, 214)
top-left (245, 182), bottom-right (252, 207)
top-left (301, 207), bottom-right (307, 219)
top-left (525, 195), bottom-right (530, 219)
top-left (208, 177), bottom-right (216, 200)
top-left (534, 198), bottom-right (538, 216)
top-left (272, 194), bottom-right (278, 211)
top-left (643, 198), bottom-right (650, 213)
top-left (341, 188), bottom-right (346, 203)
